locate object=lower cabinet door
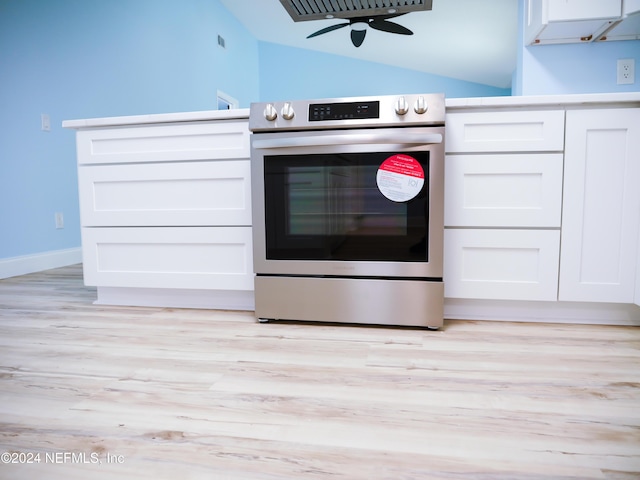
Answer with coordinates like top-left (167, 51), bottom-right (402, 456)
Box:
top-left (81, 227), bottom-right (253, 290)
top-left (559, 109), bottom-right (640, 304)
top-left (444, 229), bottom-right (560, 301)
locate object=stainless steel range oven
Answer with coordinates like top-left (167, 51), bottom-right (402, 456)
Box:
top-left (249, 93), bottom-right (445, 328)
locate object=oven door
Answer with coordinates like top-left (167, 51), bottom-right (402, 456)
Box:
top-left (251, 126), bottom-right (444, 279)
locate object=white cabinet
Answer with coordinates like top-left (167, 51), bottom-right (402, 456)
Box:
top-left (598, 0), bottom-right (640, 42)
top-left (76, 120), bottom-right (250, 165)
top-left (78, 160), bottom-right (252, 227)
top-left (446, 107), bottom-right (640, 305)
top-left (82, 227), bottom-right (253, 290)
top-left (444, 110), bottom-right (564, 301)
top-left (525, 0), bottom-right (623, 45)
top-left (66, 113), bottom-right (254, 309)
top-left (559, 108), bottom-right (640, 303)
top-left (445, 154), bottom-right (563, 228)
top-left (445, 110), bottom-right (565, 153)
top-left (445, 229), bottom-right (560, 301)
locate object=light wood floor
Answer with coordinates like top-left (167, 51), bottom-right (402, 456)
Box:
top-left (1, 265), bottom-right (639, 479)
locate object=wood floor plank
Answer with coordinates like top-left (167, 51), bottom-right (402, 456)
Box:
top-left (0, 264), bottom-right (639, 479)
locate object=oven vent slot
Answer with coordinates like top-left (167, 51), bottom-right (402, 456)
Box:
top-left (279, 0), bottom-right (433, 22)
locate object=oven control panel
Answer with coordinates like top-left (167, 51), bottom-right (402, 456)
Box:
top-left (309, 100), bottom-right (380, 122)
top-left (249, 93), bottom-right (445, 132)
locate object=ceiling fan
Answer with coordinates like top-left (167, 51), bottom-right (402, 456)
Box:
top-left (306, 14), bottom-right (413, 47)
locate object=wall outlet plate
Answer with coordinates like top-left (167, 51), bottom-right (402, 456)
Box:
top-left (55, 212), bottom-right (64, 229)
top-left (41, 113), bottom-right (51, 132)
top-left (617, 59), bottom-right (635, 85)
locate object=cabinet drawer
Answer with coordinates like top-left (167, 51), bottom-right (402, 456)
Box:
top-left (446, 110), bottom-right (565, 152)
top-left (445, 154), bottom-right (563, 227)
top-left (444, 229), bottom-right (560, 301)
top-left (79, 160), bottom-right (251, 226)
top-left (81, 227), bottom-right (254, 290)
top-left (76, 120), bottom-right (249, 165)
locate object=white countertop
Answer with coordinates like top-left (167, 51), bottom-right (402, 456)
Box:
top-left (63, 92), bottom-right (640, 129)
top-left (62, 108), bottom-right (251, 129)
top-left (445, 92), bottom-right (640, 109)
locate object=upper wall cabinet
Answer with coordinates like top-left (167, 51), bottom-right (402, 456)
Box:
top-left (525, 0), bottom-right (640, 45)
top-left (598, 0), bottom-right (640, 42)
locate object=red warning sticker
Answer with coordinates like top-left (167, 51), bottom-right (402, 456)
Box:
top-left (376, 154), bottom-right (425, 202)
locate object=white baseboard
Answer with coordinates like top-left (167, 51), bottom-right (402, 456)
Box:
top-left (95, 286), bottom-right (255, 311)
top-left (0, 248), bottom-right (82, 280)
top-left (445, 298), bottom-right (640, 326)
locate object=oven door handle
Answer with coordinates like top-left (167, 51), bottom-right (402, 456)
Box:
top-left (252, 133), bottom-right (443, 149)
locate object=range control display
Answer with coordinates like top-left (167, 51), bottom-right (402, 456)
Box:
top-left (248, 93), bottom-right (445, 132)
top-left (309, 101), bottom-right (380, 122)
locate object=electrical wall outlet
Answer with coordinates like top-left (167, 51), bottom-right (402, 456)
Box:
top-left (55, 212), bottom-right (64, 229)
top-left (41, 113), bottom-right (51, 132)
top-left (617, 59), bottom-right (635, 85)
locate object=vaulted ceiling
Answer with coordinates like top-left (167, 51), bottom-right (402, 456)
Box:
top-left (220, 0), bottom-right (519, 89)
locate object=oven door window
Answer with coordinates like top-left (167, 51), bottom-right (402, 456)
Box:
top-left (264, 151), bottom-right (430, 262)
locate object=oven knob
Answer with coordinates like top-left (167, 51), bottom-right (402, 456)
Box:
top-left (264, 104), bottom-right (277, 121)
top-left (395, 96), bottom-right (409, 115)
top-left (414, 96), bottom-right (428, 114)
top-left (281, 102), bottom-right (295, 120)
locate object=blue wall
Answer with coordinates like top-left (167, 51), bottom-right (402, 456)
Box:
top-left (257, 41), bottom-right (511, 101)
top-left (514, 0), bottom-right (640, 95)
top-left (1, 0), bottom-right (637, 265)
top-left (0, 0), bottom-right (259, 260)
top-left (519, 41), bottom-right (640, 95)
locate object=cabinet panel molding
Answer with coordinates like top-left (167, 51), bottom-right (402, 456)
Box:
top-left (78, 160), bottom-right (251, 226)
top-left (444, 229), bottom-right (560, 301)
top-left (560, 108), bottom-right (640, 303)
top-left (77, 120), bottom-right (250, 165)
top-left (81, 227), bottom-right (254, 291)
top-left (445, 110), bottom-right (565, 153)
top-left (445, 154), bottom-right (563, 227)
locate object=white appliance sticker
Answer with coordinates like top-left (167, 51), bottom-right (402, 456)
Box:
top-left (376, 154), bottom-right (425, 202)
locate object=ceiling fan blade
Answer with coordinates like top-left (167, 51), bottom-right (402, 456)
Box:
top-left (373, 13), bottom-right (407, 21)
top-left (307, 22), bottom-right (348, 39)
top-left (369, 19), bottom-right (413, 36)
top-left (350, 28), bottom-right (367, 47)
